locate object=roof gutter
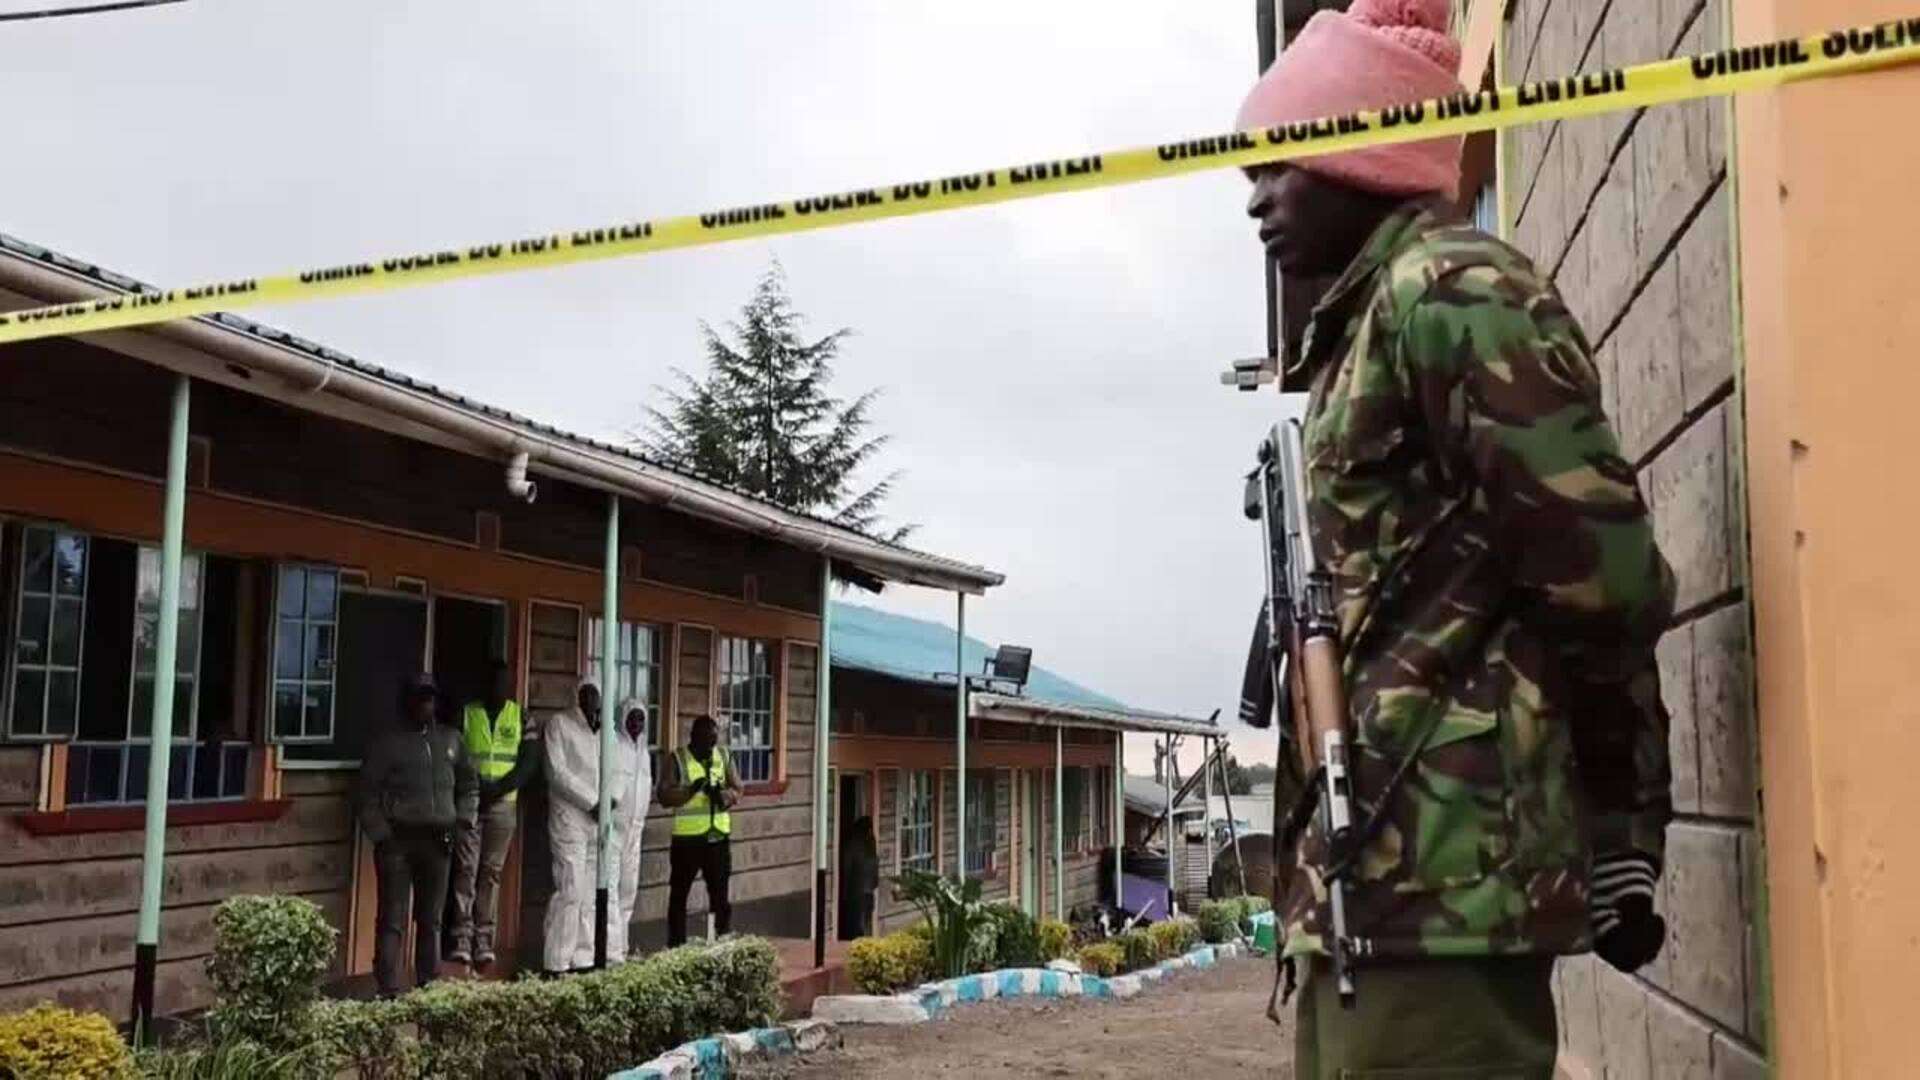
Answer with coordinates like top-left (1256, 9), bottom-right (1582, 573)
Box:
top-left (0, 248), bottom-right (1005, 595)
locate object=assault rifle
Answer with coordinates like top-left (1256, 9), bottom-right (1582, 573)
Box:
top-left (1244, 419), bottom-right (1358, 1009)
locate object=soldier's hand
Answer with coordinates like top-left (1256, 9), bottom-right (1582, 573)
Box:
top-left (1591, 852), bottom-right (1664, 973)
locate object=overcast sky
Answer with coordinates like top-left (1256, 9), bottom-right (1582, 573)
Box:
top-left (4, 0), bottom-right (1304, 773)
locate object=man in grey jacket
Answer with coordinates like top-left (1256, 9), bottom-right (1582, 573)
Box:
top-left (358, 672), bottom-right (479, 997)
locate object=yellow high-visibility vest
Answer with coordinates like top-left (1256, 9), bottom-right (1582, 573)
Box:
top-left (462, 701), bottom-right (523, 798)
top-left (672, 748), bottom-right (732, 839)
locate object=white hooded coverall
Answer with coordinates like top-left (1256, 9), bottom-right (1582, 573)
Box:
top-left (608, 696), bottom-right (654, 959)
top-left (543, 677), bottom-right (601, 972)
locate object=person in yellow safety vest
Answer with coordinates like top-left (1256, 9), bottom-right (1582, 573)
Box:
top-left (657, 714), bottom-right (744, 947)
top-left (449, 660), bottom-right (530, 968)
top-left (606, 696), bottom-right (654, 960)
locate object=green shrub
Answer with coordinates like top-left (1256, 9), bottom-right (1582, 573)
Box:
top-left (1037, 919), bottom-right (1072, 962)
top-left (1194, 900), bottom-right (1237, 944)
top-left (892, 870), bottom-right (995, 979)
top-left (847, 932), bottom-right (934, 994)
top-left (1074, 943), bottom-right (1124, 978)
top-left (205, 895), bottom-right (337, 1047)
top-left (1195, 896), bottom-right (1273, 943)
top-left (306, 999), bottom-right (419, 1080)
top-left (1117, 928), bottom-right (1159, 972)
top-left (309, 936), bottom-right (782, 1080)
top-left (0, 1004), bottom-right (136, 1080)
top-left (982, 903), bottom-right (1042, 969)
top-left (1149, 916), bottom-right (1200, 959)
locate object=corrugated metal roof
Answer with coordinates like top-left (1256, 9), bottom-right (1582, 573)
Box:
top-left (1124, 774), bottom-right (1206, 816)
top-left (829, 601), bottom-right (1123, 711)
top-left (0, 231), bottom-right (997, 586)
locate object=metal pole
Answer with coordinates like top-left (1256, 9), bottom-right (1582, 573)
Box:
top-left (1163, 736), bottom-right (1176, 916)
top-left (1217, 738), bottom-right (1248, 899)
top-left (1202, 735), bottom-right (1214, 873)
top-left (1053, 724), bottom-right (1064, 922)
top-left (813, 559), bottom-right (833, 969)
top-left (132, 374), bottom-right (189, 1039)
top-left (1112, 733), bottom-right (1124, 910)
top-left (955, 592), bottom-right (966, 881)
top-left (594, 493), bottom-right (618, 968)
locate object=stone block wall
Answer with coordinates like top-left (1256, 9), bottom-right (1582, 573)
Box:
top-left (1502, 1), bottom-right (1767, 1076)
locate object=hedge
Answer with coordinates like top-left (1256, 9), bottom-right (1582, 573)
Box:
top-left (370, 936), bottom-right (783, 1078)
top-left (1074, 943), bottom-right (1124, 978)
top-left (1116, 927), bottom-right (1160, 972)
top-left (1148, 916), bottom-right (1201, 960)
top-left (1037, 919), bottom-right (1072, 962)
top-left (980, 903), bottom-right (1042, 969)
top-left (847, 931), bottom-right (934, 995)
top-left (0, 1005), bottom-right (136, 1080)
top-left (1195, 896), bottom-right (1273, 944)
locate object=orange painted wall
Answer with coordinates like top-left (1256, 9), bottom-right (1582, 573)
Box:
top-left (1731, 3), bottom-right (1920, 1075)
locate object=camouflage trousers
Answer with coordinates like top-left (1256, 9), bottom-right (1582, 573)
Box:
top-left (1294, 955), bottom-right (1559, 1079)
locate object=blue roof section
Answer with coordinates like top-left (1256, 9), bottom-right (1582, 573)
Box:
top-left (830, 602), bottom-right (1125, 712)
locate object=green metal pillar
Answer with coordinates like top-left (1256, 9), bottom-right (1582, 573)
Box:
top-left (1112, 733), bottom-right (1124, 908)
top-left (955, 592), bottom-right (966, 881)
top-left (132, 374), bottom-right (190, 1038)
top-left (813, 558), bottom-right (833, 968)
top-left (1163, 736), bottom-right (1176, 915)
top-left (1053, 724), bottom-right (1064, 922)
top-left (594, 492), bottom-right (618, 967)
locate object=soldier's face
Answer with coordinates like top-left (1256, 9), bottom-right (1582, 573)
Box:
top-left (1246, 165), bottom-right (1320, 272)
top-left (1245, 164), bottom-right (1398, 277)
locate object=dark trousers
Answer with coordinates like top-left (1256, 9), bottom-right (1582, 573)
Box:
top-left (1294, 955), bottom-right (1559, 1079)
top-left (667, 836), bottom-right (732, 947)
top-left (374, 824), bottom-right (453, 996)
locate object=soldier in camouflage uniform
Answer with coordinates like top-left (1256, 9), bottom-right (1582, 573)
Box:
top-left (1237, 1), bottom-right (1675, 1076)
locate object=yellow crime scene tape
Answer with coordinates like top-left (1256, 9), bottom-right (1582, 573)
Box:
top-left (3, 16), bottom-right (1918, 346)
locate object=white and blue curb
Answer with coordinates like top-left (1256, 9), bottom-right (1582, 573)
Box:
top-left (606, 1018), bottom-right (841, 1080)
top-left (811, 942), bottom-right (1246, 1026)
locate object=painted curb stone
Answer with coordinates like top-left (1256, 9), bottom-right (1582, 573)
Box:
top-left (608, 1020), bottom-right (844, 1079)
top-left (810, 941), bottom-right (1238, 1027)
top-left (812, 994), bottom-right (933, 1025)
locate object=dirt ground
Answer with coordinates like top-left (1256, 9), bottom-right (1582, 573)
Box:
top-left (744, 956), bottom-right (1292, 1079)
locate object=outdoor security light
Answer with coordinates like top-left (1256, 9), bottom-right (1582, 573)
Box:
top-left (987, 644), bottom-right (1031, 688)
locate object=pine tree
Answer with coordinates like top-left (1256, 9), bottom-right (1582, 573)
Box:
top-left (641, 264), bottom-right (913, 543)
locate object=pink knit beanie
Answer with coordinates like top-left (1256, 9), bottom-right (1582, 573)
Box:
top-left (1236, 0), bottom-right (1466, 198)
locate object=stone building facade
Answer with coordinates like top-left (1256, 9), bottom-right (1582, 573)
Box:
top-left (1496, 1), bottom-right (1768, 1076)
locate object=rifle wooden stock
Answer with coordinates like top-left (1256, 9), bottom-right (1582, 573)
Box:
top-left (1286, 626), bottom-right (1314, 778)
top-left (1300, 635), bottom-right (1348, 757)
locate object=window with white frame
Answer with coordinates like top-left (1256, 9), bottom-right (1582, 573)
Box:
top-left (2, 525), bottom-right (248, 804)
top-left (589, 616), bottom-right (668, 770)
top-left (8, 525), bottom-right (87, 739)
top-left (717, 635), bottom-right (776, 783)
top-left (964, 770), bottom-right (995, 876)
top-left (63, 543), bottom-right (248, 805)
top-left (899, 769), bottom-right (936, 873)
top-left (271, 564), bottom-right (339, 742)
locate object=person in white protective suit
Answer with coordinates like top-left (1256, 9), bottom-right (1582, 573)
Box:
top-left (543, 676), bottom-right (603, 974)
top-left (607, 696), bottom-right (654, 960)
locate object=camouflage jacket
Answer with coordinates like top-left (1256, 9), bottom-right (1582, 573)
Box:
top-left (1279, 202), bottom-right (1676, 962)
